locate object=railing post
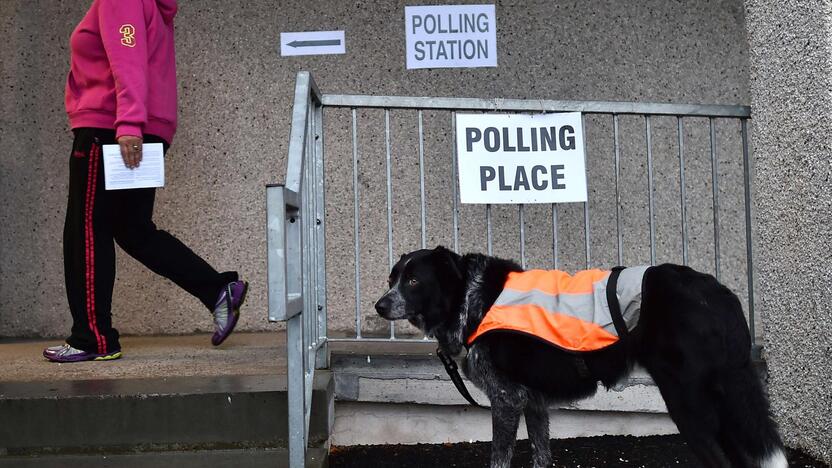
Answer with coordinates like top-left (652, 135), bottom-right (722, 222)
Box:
top-left (269, 70), bottom-right (326, 468)
top-left (314, 100), bottom-right (329, 370)
top-left (266, 184), bottom-right (304, 468)
top-left (286, 313), bottom-right (306, 468)
top-left (741, 118), bottom-right (757, 346)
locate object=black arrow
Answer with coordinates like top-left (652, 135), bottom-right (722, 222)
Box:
top-left (288, 39), bottom-right (341, 48)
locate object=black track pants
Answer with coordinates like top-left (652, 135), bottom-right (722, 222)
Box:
top-left (64, 128), bottom-right (238, 354)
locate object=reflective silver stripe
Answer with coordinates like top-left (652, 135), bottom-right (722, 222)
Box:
top-left (494, 281), bottom-right (615, 334)
top-left (616, 266), bottom-right (650, 330)
top-left (491, 267), bottom-right (650, 338)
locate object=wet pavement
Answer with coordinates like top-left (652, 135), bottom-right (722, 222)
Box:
top-left (0, 332), bottom-right (285, 382)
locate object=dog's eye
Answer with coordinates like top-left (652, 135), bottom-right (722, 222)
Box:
top-left (408, 278), bottom-right (418, 287)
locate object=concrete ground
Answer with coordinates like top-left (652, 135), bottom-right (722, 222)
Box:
top-left (0, 332), bottom-right (286, 382)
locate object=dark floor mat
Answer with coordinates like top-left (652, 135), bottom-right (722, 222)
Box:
top-left (330, 434), bottom-right (827, 467)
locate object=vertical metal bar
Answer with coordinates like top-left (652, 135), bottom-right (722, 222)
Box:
top-left (451, 111), bottom-right (460, 253)
top-left (519, 204), bottom-right (526, 269)
top-left (351, 108), bottom-right (362, 339)
top-left (552, 204), bottom-right (558, 269)
top-left (613, 114), bottom-right (623, 266)
top-left (678, 117), bottom-right (689, 266)
top-left (486, 204), bottom-right (493, 255)
top-left (385, 109), bottom-right (395, 339)
top-left (314, 103), bottom-right (328, 369)
top-left (304, 99), bottom-right (314, 355)
top-left (741, 119), bottom-right (756, 343)
top-left (418, 110), bottom-right (431, 343)
top-left (310, 99), bottom-right (318, 348)
top-left (302, 360), bottom-right (314, 449)
top-left (418, 110), bottom-right (427, 249)
top-left (482, 109), bottom-right (492, 257)
top-left (297, 100), bottom-right (314, 468)
top-left (645, 115), bottom-right (656, 265)
top-left (287, 315), bottom-right (305, 468)
top-left (710, 117), bottom-right (720, 280)
top-left (582, 114), bottom-right (590, 269)
top-left (309, 102), bottom-right (318, 353)
top-left (583, 203), bottom-right (591, 269)
top-left (307, 111), bottom-right (316, 369)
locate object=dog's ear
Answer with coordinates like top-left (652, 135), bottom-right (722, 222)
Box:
top-left (434, 245), bottom-right (462, 281)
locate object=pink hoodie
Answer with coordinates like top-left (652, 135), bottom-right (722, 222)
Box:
top-left (66, 0), bottom-right (179, 144)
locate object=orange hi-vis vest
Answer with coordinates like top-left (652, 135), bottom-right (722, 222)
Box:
top-left (467, 266), bottom-right (650, 352)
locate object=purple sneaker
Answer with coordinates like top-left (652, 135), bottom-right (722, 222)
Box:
top-left (212, 280), bottom-right (248, 346)
top-left (43, 344), bottom-right (122, 362)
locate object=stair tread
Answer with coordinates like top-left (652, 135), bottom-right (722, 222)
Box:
top-left (0, 447), bottom-right (328, 468)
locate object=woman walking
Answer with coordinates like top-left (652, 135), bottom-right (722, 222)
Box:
top-left (44, 0), bottom-right (246, 362)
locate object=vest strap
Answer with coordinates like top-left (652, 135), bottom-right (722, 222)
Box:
top-left (607, 266), bottom-right (628, 339)
top-left (436, 348), bottom-right (486, 408)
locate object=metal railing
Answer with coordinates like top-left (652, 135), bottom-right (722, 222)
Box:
top-left (268, 71), bottom-right (756, 467)
top-left (267, 72), bottom-right (327, 468)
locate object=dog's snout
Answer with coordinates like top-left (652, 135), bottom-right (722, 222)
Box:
top-left (375, 297), bottom-right (392, 317)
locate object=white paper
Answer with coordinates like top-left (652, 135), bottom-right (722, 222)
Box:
top-left (280, 31), bottom-right (346, 56)
top-left (405, 4), bottom-right (497, 69)
top-left (455, 112), bottom-right (587, 204)
top-left (103, 143), bottom-right (165, 191)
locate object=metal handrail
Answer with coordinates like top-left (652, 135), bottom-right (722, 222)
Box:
top-left (267, 71), bottom-right (327, 468)
top-left (321, 94), bottom-right (751, 117)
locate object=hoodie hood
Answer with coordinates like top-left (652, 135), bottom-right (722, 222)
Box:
top-left (156, 0), bottom-right (178, 24)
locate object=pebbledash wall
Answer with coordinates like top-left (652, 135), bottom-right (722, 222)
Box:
top-left (0, 0), bottom-right (751, 336)
top-left (744, 0), bottom-right (832, 463)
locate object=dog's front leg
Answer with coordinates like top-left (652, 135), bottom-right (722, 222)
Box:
top-left (524, 394), bottom-right (552, 468)
top-left (490, 399), bottom-right (523, 468)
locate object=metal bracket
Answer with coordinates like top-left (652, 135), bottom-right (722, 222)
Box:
top-left (267, 184), bottom-right (303, 322)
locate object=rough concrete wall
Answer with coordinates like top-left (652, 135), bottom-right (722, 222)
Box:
top-left (744, 0), bottom-right (832, 463)
top-left (1, 0), bottom-right (750, 339)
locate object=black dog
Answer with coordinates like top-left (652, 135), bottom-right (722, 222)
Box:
top-left (375, 247), bottom-right (786, 468)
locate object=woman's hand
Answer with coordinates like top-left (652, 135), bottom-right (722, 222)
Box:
top-left (117, 135), bottom-right (143, 169)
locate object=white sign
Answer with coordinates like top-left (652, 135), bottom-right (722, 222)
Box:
top-left (456, 113), bottom-right (587, 204)
top-left (280, 31), bottom-right (346, 56)
top-left (405, 5), bottom-right (497, 69)
top-left (102, 143), bottom-right (165, 191)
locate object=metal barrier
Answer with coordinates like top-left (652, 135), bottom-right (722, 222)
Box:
top-left (267, 72), bottom-right (327, 468)
top-left (268, 71), bottom-right (755, 467)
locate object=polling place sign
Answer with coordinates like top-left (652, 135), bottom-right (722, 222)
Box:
top-left (405, 4), bottom-right (497, 69)
top-left (456, 113), bottom-right (587, 204)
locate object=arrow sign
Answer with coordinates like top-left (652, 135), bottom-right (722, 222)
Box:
top-left (281, 31), bottom-right (346, 56)
top-left (288, 39), bottom-right (342, 48)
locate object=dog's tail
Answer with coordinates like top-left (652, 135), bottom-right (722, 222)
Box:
top-left (716, 363), bottom-right (787, 467)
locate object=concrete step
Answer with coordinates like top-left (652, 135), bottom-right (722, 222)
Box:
top-left (0, 334), bottom-right (333, 466)
top-left (327, 341), bottom-right (769, 446)
top-left (330, 343), bottom-right (667, 413)
top-left (0, 447), bottom-right (328, 468)
top-left (327, 341), bottom-right (679, 445)
top-left (0, 372), bottom-right (333, 457)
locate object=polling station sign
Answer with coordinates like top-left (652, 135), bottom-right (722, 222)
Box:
top-left (456, 113), bottom-right (588, 204)
top-left (405, 5), bottom-right (497, 69)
